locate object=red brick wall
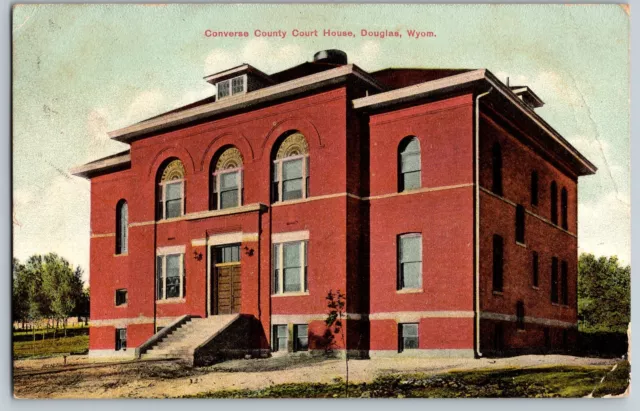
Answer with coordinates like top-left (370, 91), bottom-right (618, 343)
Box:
top-left (367, 95), bottom-right (475, 351)
top-left (88, 88), bottom-right (352, 350)
top-left (478, 110), bottom-right (578, 353)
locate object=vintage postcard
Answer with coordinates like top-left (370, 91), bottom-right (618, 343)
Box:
top-left (12, 3), bottom-right (630, 398)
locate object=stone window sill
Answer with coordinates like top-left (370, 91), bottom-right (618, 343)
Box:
top-left (271, 292), bottom-right (310, 298)
top-left (396, 288), bottom-right (423, 294)
top-left (516, 241), bottom-right (527, 248)
top-left (114, 253), bottom-right (128, 257)
top-left (492, 290), bottom-right (504, 296)
top-left (156, 298), bottom-right (186, 305)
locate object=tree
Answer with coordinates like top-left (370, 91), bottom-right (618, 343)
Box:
top-left (12, 258), bottom-right (29, 329)
top-left (41, 254), bottom-right (83, 337)
top-left (22, 255), bottom-right (49, 341)
top-left (326, 289), bottom-right (349, 397)
top-left (12, 254), bottom-right (88, 340)
top-left (578, 253), bottom-right (630, 333)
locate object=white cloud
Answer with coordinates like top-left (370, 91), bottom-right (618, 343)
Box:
top-left (203, 48), bottom-right (237, 76)
top-left (578, 191), bottom-right (630, 264)
top-left (347, 41), bottom-right (382, 71)
top-left (123, 89), bottom-right (166, 125)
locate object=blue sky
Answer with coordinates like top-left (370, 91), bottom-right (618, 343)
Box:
top-left (12, 4), bottom-right (630, 283)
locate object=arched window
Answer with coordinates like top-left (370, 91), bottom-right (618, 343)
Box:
top-left (115, 200), bottom-right (128, 255)
top-left (492, 143), bottom-right (503, 195)
top-left (550, 181), bottom-right (558, 224)
top-left (561, 187), bottom-right (568, 229)
top-left (157, 159), bottom-right (185, 220)
top-left (398, 137), bottom-right (421, 192)
top-left (272, 132), bottom-right (309, 202)
top-left (211, 147), bottom-right (243, 210)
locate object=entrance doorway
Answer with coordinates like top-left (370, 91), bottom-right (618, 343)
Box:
top-left (211, 244), bottom-right (241, 315)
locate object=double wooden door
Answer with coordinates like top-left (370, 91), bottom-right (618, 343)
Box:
top-left (214, 263), bottom-right (241, 314)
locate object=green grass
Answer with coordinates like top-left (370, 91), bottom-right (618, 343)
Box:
top-left (13, 324), bottom-right (88, 337)
top-left (185, 361), bottom-right (630, 398)
top-left (13, 328), bottom-right (89, 359)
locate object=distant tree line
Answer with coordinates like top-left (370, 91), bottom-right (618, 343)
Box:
top-left (12, 254), bottom-right (89, 339)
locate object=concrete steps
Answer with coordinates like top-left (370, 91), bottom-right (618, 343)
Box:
top-left (141, 314), bottom-right (239, 362)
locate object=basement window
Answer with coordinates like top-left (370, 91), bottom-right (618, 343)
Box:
top-left (294, 324), bottom-right (309, 352)
top-left (516, 301), bottom-right (525, 330)
top-left (272, 324), bottom-right (288, 352)
top-left (115, 328), bottom-right (127, 351)
top-left (399, 323), bottom-right (418, 352)
top-left (115, 289), bottom-right (128, 306)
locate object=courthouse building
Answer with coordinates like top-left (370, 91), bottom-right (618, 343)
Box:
top-left (72, 50), bottom-right (596, 362)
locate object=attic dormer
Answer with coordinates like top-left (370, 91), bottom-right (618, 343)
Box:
top-left (204, 64), bottom-right (274, 100)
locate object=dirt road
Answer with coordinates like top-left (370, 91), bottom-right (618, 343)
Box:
top-left (13, 354), bottom-right (619, 399)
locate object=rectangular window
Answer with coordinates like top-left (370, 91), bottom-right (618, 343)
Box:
top-left (282, 158), bottom-right (303, 201)
top-left (492, 235), bottom-right (504, 292)
top-left (164, 181), bottom-right (183, 219)
top-left (213, 170), bottom-right (241, 210)
top-left (294, 324), bottom-right (309, 352)
top-left (515, 205), bottom-right (525, 244)
top-left (272, 163), bottom-right (280, 203)
top-left (273, 156), bottom-right (309, 202)
top-left (401, 152), bottom-right (421, 191)
top-left (217, 76), bottom-right (246, 100)
top-left (561, 260), bottom-right (569, 305)
top-left (531, 171), bottom-right (539, 206)
top-left (399, 323), bottom-right (418, 352)
top-left (532, 251), bottom-right (539, 287)
top-left (156, 253), bottom-right (184, 300)
top-left (165, 254), bottom-right (181, 298)
top-left (231, 76), bottom-right (245, 94)
top-left (398, 234), bottom-right (422, 290)
top-left (272, 324), bottom-right (288, 352)
top-left (115, 328), bottom-right (127, 351)
top-left (217, 79), bottom-right (230, 99)
top-left (272, 241), bottom-right (307, 294)
top-left (216, 244), bottom-right (240, 264)
top-left (551, 257), bottom-right (559, 303)
top-left (115, 289), bottom-right (127, 306)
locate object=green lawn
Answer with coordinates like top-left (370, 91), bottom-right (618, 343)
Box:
top-left (13, 328), bottom-right (89, 359)
top-left (186, 361), bottom-right (630, 398)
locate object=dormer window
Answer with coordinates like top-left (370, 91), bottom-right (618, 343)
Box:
top-left (217, 75), bottom-right (246, 100)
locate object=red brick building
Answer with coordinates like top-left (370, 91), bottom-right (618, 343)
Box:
top-left (72, 50), bottom-right (596, 361)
